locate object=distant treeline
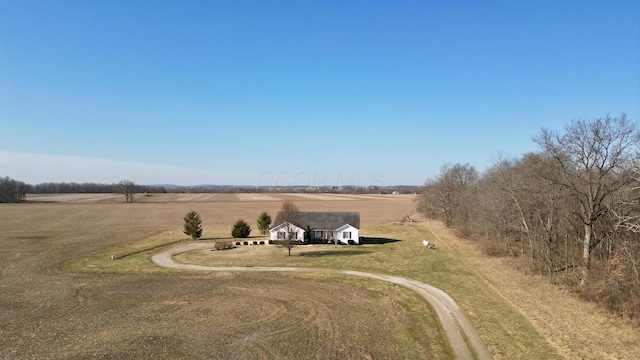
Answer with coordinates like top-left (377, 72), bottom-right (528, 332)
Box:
top-left (29, 182), bottom-right (168, 194)
top-left (163, 185), bottom-right (418, 195)
top-left (0, 177), bottom-right (29, 203)
top-left (0, 178), bottom-right (168, 202)
top-left (0, 176), bottom-right (418, 201)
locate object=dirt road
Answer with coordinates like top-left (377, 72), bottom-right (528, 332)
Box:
top-left (152, 243), bottom-right (493, 360)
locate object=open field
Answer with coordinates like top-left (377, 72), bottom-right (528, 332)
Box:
top-left (26, 192), bottom-right (415, 205)
top-left (152, 241), bottom-right (491, 360)
top-left (2, 193), bottom-right (444, 359)
top-left (2, 193), bottom-right (639, 359)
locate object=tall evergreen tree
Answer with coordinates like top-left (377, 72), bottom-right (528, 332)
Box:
top-left (183, 210), bottom-right (203, 240)
top-left (257, 211), bottom-right (272, 235)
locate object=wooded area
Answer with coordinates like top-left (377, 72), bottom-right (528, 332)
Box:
top-left (28, 182), bottom-right (167, 194)
top-left (418, 114), bottom-right (640, 320)
top-left (0, 177), bottom-right (29, 203)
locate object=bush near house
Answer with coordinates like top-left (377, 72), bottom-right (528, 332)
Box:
top-left (214, 241), bottom-right (234, 250)
top-left (231, 219), bottom-right (252, 238)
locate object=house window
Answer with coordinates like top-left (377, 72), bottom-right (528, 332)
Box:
top-left (343, 231), bottom-right (351, 239)
top-left (277, 231), bottom-right (286, 240)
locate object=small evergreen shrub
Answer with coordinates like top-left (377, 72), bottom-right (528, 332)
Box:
top-left (231, 219), bottom-right (252, 238)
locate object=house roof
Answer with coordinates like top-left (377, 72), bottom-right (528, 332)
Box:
top-left (272, 212), bottom-right (360, 230)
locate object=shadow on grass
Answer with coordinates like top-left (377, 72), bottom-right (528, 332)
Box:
top-left (359, 237), bottom-right (401, 245)
top-left (298, 250), bottom-right (372, 257)
top-left (198, 236), bottom-right (268, 241)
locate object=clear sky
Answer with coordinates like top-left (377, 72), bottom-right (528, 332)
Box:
top-left (1, 1), bottom-right (639, 186)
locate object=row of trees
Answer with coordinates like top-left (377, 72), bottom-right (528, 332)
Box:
top-left (418, 114), bottom-right (640, 319)
top-left (6, 179), bottom-right (415, 203)
top-left (29, 181), bottom-right (168, 195)
top-left (182, 203), bottom-right (306, 256)
top-left (0, 178), bottom-right (165, 203)
top-left (165, 185), bottom-right (418, 194)
top-left (182, 210), bottom-right (274, 240)
top-left (0, 177), bottom-right (29, 203)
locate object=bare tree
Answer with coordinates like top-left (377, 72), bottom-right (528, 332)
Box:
top-left (534, 114), bottom-right (640, 285)
top-left (616, 165), bottom-right (640, 233)
top-left (278, 200), bottom-right (301, 256)
top-left (482, 157), bottom-right (533, 258)
top-left (418, 163), bottom-right (478, 227)
top-left (481, 154), bottom-right (577, 277)
top-left (417, 180), bottom-right (441, 220)
top-left (118, 180), bottom-right (136, 203)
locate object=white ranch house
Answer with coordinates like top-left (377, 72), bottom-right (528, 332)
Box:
top-left (269, 212), bottom-right (360, 244)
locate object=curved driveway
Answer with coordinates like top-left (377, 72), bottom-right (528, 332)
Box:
top-left (152, 243), bottom-right (492, 360)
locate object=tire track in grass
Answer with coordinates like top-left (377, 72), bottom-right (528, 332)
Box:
top-left (152, 243), bottom-right (493, 360)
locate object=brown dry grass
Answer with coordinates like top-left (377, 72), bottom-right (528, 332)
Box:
top-left (4, 193), bottom-right (639, 359)
top-left (423, 219), bottom-right (640, 360)
top-left (173, 223), bottom-right (562, 359)
top-left (2, 193), bottom-right (448, 359)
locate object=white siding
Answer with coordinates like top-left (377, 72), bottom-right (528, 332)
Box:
top-left (269, 223), bottom-right (305, 241)
top-left (336, 224), bottom-right (359, 244)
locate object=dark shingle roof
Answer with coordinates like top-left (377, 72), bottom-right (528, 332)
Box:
top-left (273, 212), bottom-right (360, 230)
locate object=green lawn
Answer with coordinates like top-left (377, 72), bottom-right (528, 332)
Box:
top-left (66, 223), bottom-right (562, 359)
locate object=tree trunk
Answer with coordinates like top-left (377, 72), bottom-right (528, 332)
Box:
top-left (581, 223), bottom-right (592, 285)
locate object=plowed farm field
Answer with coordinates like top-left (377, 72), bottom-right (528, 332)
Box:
top-left (4, 193), bottom-right (636, 359)
top-left (3, 193), bottom-right (450, 359)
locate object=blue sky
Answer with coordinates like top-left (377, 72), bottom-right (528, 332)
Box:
top-left (1, 1), bottom-right (639, 186)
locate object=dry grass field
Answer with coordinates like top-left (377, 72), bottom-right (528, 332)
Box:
top-left (2, 193), bottom-right (639, 359)
top-left (1, 193), bottom-right (447, 359)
